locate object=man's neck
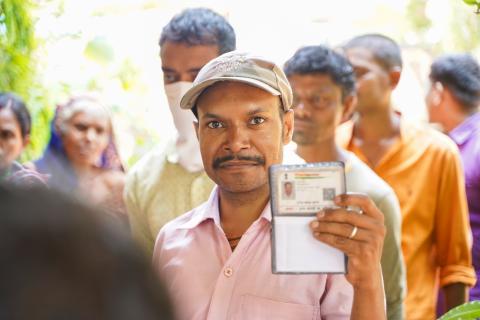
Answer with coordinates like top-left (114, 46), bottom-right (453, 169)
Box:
top-left (296, 139), bottom-right (348, 163)
top-left (72, 163), bottom-right (96, 177)
top-left (446, 109), bottom-right (478, 133)
top-left (218, 185), bottom-right (270, 238)
top-left (354, 107), bottom-right (401, 142)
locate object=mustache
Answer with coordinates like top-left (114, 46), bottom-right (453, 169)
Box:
top-left (294, 117), bottom-right (313, 124)
top-left (213, 154), bottom-right (266, 169)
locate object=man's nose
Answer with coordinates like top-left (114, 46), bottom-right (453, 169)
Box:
top-left (293, 102), bottom-right (310, 119)
top-left (85, 128), bottom-right (96, 142)
top-left (179, 73), bottom-right (196, 83)
top-left (224, 126), bottom-right (250, 153)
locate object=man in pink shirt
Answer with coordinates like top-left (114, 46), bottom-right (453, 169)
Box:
top-left (153, 51), bottom-right (387, 319)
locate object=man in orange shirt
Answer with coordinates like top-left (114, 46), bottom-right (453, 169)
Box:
top-left (338, 34), bottom-right (476, 319)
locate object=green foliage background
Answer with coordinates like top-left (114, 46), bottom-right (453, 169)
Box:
top-left (406, 0), bottom-right (480, 54)
top-left (0, 0), bottom-right (53, 161)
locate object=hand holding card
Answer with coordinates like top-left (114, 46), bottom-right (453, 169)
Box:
top-left (269, 162), bottom-right (348, 274)
top-left (309, 193), bottom-right (386, 289)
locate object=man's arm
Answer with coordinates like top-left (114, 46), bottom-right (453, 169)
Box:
top-left (377, 193), bottom-right (405, 320)
top-left (444, 283), bottom-right (469, 311)
top-left (435, 148), bottom-right (475, 312)
top-left (310, 193), bottom-right (387, 320)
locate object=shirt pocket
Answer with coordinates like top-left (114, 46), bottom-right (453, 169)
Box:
top-left (237, 294), bottom-right (320, 320)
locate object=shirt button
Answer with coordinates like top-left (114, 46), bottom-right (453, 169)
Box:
top-left (224, 267), bottom-right (233, 277)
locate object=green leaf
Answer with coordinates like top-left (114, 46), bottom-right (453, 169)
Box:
top-left (439, 301), bottom-right (480, 320)
top-left (84, 36), bottom-right (115, 65)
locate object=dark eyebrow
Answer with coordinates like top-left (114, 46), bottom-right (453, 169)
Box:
top-left (201, 107), bottom-right (270, 120)
top-left (187, 68), bottom-right (202, 74)
top-left (247, 107), bottom-right (268, 116)
top-left (161, 67), bottom-right (176, 73)
top-left (203, 112), bottom-right (222, 120)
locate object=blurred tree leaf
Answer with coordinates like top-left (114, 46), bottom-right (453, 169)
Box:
top-left (439, 301), bottom-right (480, 320)
top-left (406, 0), bottom-right (480, 54)
top-left (462, 0), bottom-right (480, 13)
top-left (406, 0), bottom-right (431, 31)
top-left (84, 36), bottom-right (114, 65)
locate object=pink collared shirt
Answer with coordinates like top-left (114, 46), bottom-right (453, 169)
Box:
top-left (153, 187), bottom-right (353, 320)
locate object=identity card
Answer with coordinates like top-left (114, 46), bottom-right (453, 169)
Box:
top-left (269, 162), bottom-right (347, 274)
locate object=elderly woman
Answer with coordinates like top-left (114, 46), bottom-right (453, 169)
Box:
top-left (32, 95), bottom-right (126, 222)
top-left (0, 93), bottom-right (45, 186)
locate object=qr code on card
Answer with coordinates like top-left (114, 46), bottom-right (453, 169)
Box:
top-left (323, 188), bottom-right (336, 201)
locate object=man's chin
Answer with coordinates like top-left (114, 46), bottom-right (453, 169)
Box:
top-left (292, 132), bottom-right (314, 146)
top-left (219, 182), bottom-right (267, 194)
top-left (215, 174), bottom-right (267, 194)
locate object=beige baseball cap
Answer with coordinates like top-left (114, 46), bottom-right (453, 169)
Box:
top-left (180, 51), bottom-right (293, 111)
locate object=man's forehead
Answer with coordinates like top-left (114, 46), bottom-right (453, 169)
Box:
top-left (288, 73), bottom-right (341, 96)
top-left (160, 42), bottom-right (219, 69)
top-left (290, 74), bottom-right (337, 91)
top-left (346, 47), bottom-right (376, 64)
top-left (346, 47), bottom-right (388, 72)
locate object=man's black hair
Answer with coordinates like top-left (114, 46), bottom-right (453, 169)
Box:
top-left (344, 34), bottom-right (403, 70)
top-left (284, 45), bottom-right (356, 101)
top-left (0, 185), bottom-right (175, 320)
top-left (430, 53), bottom-right (480, 112)
top-left (159, 8), bottom-right (236, 55)
top-left (0, 92), bottom-right (31, 138)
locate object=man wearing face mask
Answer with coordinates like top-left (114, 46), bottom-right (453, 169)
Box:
top-left (124, 8), bottom-right (236, 256)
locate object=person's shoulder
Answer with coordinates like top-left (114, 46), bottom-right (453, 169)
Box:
top-left (129, 143), bottom-right (170, 174)
top-left (158, 201), bottom-right (208, 238)
top-left (403, 121), bottom-right (459, 154)
top-left (125, 142), bottom-right (173, 185)
top-left (100, 169), bottom-right (125, 189)
top-left (8, 162), bottom-right (48, 187)
top-left (345, 153), bottom-right (395, 200)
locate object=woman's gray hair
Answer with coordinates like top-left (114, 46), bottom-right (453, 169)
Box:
top-left (55, 94), bottom-right (111, 133)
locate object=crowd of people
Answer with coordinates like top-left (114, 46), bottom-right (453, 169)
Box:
top-left (1, 7), bottom-right (479, 320)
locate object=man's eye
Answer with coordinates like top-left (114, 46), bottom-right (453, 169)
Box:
top-left (163, 73), bottom-right (178, 84)
top-left (0, 130), bottom-right (13, 139)
top-left (250, 117), bottom-right (265, 125)
top-left (207, 121), bottom-right (224, 129)
top-left (354, 69), bottom-right (367, 78)
top-left (74, 124), bottom-right (88, 131)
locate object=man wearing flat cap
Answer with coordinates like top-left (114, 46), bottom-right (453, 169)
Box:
top-left (153, 51), bottom-right (387, 319)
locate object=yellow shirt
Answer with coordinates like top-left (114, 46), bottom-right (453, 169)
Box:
top-left (337, 120), bottom-right (476, 320)
top-left (124, 143), bottom-right (214, 257)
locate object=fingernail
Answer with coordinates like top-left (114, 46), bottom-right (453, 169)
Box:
top-left (334, 195), bottom-right (342, 203)
top-left (317, 210), bottom-right (325, 218)
top-left (314, 232), bottom-right (320, 237)
top-left (311, 221), bottom-right (319, 228)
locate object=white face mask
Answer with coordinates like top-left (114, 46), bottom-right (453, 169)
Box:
top-left (164, 81), bottom-right (203, 172)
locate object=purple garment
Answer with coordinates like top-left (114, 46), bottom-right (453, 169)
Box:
top-left (449, 112), bottom-right (480, 301)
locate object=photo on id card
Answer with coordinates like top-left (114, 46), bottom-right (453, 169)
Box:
top-left (269, 162), bottom-right (347, 274)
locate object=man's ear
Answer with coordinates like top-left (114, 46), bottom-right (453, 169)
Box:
top-left (22, 134), bottom-right (30, 149)
top-left (388, 67), bottom-right (402, 89)
top-left (341, 94), bottom-right (357, 123)
top-left (283, 109), bottom-right (294, 145)
top-left (431, 81), bottom-right (445, 107)
top-left (54, 117), bottom-right (64, 136)
top-left (193, 120), bottom-right (199, 140)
